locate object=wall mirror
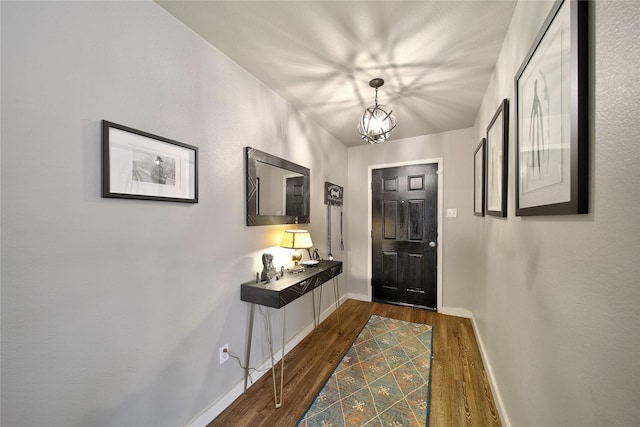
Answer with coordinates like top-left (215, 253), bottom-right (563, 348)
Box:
top-left (245, 147), bottom-right (310, 226)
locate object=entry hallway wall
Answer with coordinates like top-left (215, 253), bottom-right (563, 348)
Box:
top-left (470, 1), bottom-right (640, 426)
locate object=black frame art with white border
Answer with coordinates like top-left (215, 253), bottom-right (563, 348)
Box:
top-left (474, 138), bottom-right (486, 216)
top-left (102, 120), bottom-right (198, 203)
top-left (485, 99), bottom-right (509, 217)
top-left (515, 0), bottom-right (588, 216)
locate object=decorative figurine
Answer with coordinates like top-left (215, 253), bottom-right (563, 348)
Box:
top-left (261, 253), bottom-right (277, 283)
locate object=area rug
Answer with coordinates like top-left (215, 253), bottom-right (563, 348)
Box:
top-left (297, 314), bottom-right (433, 427)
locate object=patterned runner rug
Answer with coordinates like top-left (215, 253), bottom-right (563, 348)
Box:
top-left (297, 314), bottom-right (433, 427)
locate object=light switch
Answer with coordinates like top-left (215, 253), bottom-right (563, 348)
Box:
top-left (447, 208), bottom-right (457, 218)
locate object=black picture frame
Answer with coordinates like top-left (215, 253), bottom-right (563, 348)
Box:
top-left (485, 99), bottom-right (509, 217)
top-left (515, 0), bottom-right (588, 216)
top-left (102, 120), bottom-right (198, 203)
top-left (474, 138), bottom-right (486, 216)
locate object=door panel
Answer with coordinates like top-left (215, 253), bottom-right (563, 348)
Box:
top-left (372, 164), bottom-right (438, 310)
top-left (383, 201), bottom-right (398, 239)
top-left (382, 251), bottom-right (398, 289)
top-left (408, 200), bottom-right (424, 240)
top-left (407, 253), bottom-right (424, 292)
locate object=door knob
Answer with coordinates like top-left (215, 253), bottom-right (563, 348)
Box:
top-left (429, 241), bottom-right (437, 248)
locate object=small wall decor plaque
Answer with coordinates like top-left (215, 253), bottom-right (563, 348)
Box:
top-left (324, 182), bottom-right (343, 206)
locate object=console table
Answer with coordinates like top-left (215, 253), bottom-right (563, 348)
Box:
top-left (240, 260), bottom-right (343, 408)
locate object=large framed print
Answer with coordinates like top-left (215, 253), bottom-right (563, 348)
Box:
top-left (102, 121), bottom-right (198, 203)
top-left (486, 99), bottom-right (509, 217)
top-left (515, 0), bottom-right (588, 216)
top-left (474, 138), bottom-right (486, 216)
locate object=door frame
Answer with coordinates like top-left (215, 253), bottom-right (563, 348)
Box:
top-left (367, 158), bottom-right (444, 312)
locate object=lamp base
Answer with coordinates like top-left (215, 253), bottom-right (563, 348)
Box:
top-left (289, 251), bottom-right (305, 272)
top-left (289, 262), bottom-right (305, 273)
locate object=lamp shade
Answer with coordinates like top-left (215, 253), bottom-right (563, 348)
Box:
top-left (280, 230), bottom-right (313, 249)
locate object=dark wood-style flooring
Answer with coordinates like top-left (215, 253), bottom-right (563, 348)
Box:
top-left (209, 299), bottom-right (501, 426)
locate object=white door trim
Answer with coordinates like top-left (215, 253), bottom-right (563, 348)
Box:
top-left (367, 158), bottom-right (444, 312)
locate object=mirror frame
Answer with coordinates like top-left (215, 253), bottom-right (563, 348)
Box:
top-left (245, 146), bottom-right (310, 226)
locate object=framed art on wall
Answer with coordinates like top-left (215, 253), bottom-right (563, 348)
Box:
top-left (474, 138), bottom-right (486, 216)
top-left (102, 120), bottom-right (198, 203)
top-left (515, 0), bottom-right (588, 216)
top-left (485, 99), bottom-right (509, 217)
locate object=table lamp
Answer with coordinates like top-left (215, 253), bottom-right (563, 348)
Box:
top-left (280, 230), bottom-right (313, 271)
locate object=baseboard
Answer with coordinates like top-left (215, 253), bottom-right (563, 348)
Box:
top-left (470, 315), bottom-right (511, 427)
top-left (346, 292), bottom-right (370, 302)
top-left (185, 294), bottom-right (349, 427)
top-left (440, 306), bottom-right (473, 318)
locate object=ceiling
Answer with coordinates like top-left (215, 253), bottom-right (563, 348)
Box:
top-left (156, 1), bottom-right (518, 147)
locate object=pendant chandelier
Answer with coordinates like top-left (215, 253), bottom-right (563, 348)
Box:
top-left (357, 78), bottom-right (397, 144)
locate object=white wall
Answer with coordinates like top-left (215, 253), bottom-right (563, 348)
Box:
top-left (470, 1), bottom-right (640, 426)
top-left (0, 1), bottom-right (347, 426)
top-left (346, 127), bottom-right (476, 313)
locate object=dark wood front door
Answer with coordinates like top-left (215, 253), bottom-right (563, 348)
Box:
top-left (372, 164), bottom-right (438, 310)
top-left (286, 176), bottom-right (305, 217)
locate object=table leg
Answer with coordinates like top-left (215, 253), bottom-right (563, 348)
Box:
top-left (311, 288), bottom-right (317, 328)
top-left (333, 277), bottom-right (341, 334)
top-left (312, 285), bottom-right (324, 328)
top-left (243, 303), bottom-right (255, 392)
top-left (318, 284), bottom-right (323, 326)
top-left (267, 306), bottom-right (286, 408)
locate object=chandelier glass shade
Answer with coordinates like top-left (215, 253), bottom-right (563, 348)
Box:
top-left (357, 78), bottom-right (397, 144)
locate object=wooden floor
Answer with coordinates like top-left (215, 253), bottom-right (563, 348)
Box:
top-left (209, 299), bottom-right (501, 427)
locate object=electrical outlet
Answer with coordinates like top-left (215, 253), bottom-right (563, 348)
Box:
top-left (219, 344), bottom-right (229, 364)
